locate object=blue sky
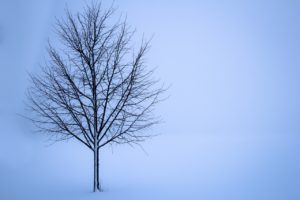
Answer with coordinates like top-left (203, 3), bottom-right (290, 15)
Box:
top-left (0, 0), bottom-right (300, 199)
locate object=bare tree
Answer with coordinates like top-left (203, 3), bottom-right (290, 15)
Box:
top-left (26, 2), bottom-right (164, 192)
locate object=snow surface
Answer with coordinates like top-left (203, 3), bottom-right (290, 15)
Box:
top-left (1, 117), bottom-right (300, 200)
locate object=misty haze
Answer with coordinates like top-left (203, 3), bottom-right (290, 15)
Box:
top-left (1, 0), bottom-right (300, 200)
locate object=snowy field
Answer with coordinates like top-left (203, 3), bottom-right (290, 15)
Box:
top-left (1, 115), bottom-right (300, 200)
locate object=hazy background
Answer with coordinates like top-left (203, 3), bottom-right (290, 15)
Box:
top-left (1, 0), bottom-right (300, 199)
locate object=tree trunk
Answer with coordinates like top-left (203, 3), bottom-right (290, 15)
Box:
top-left (93, 148), bottom-right (101, 192)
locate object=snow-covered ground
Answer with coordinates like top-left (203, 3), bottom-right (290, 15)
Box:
top-left (1, 115), bottom-right (300, 200)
